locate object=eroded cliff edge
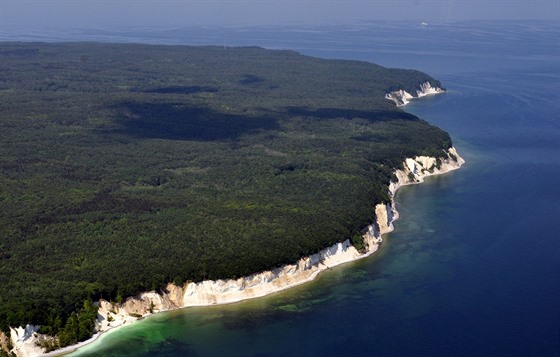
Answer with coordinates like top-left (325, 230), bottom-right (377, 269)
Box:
top-left (5, 147), bottom-right (464, 357)
top-left (385, 81), bottom-right (445, 106)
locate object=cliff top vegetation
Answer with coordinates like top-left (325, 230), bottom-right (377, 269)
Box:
top-left (0, 43), bottom-right (450, 341)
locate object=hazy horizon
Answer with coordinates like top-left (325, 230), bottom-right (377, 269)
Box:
top-left (1, 0), bottom-right (559, 31)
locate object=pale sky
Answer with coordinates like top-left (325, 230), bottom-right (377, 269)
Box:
top-left (1, 0), bottom-right (559, 29)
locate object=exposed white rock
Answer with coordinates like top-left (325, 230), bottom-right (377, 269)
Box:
top-left (8, 325), bottom-right (43, 357)
top-left (385, 81), bottom-right (445, 106)
top-left (385, 89), bottom-right (414, 106)
top-left (397, 147), bottom-right (465, 185)
top-left (416, 81), bottom-right (444, 97)
top-left (8, 147), bottom-right (464, 357)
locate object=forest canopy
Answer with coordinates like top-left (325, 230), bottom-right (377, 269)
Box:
top-left (0, 43), bottom-right (451, 335)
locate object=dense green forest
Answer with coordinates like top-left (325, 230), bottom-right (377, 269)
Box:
top-left (0, 43), bottom-right (451, 341)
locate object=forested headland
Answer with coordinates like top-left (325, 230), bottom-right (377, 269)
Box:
top-left (0, 43), bottom-right (451, 347)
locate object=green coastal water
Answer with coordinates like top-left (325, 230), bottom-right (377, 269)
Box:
top-left (14, 20), bottom-right (554, 356)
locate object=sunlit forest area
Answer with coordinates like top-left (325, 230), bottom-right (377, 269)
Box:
top-left (0, 43), bottom-right (451, 344)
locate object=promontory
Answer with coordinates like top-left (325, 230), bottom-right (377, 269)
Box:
top-left (0, 43), bottom-right (460, 356)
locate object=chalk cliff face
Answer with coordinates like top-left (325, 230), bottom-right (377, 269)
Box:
top-left (385, 81), bottom-right (445, 106)
top-left (6, 325), bottom-right (43, 357)
top-left (7, 148), bottom-right (464, 357)
top-left (385, 89), bottom-right (414, 106)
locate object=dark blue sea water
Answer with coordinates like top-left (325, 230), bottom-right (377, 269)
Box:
top-left (5, 21), bottom-right (559, 356)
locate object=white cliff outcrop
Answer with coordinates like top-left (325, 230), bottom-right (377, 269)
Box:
top-left (7, 147), bottom-right (464, 357)
top-left (6, 325), bottom-right (43, 357)
top-left (385, 81), bottom-right (445, 106)
top-left (385, 89), bottom-right (415, 106)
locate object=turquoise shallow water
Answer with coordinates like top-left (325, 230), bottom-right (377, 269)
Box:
top-left (9, 21), bottom-right (556, 356)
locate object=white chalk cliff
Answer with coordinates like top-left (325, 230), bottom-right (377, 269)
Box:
top-left (7, 147), bottom-right (464, 357)
top-left (385, 81), bottom-right (444, 106)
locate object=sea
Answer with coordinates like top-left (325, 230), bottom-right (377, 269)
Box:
top-left (3, 21), bottom-right (559, 356)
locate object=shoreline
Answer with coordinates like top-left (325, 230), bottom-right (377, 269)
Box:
top-left (9, 147), bottom-right (464, 357)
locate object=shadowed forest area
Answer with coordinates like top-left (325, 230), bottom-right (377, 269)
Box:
top-left (0, 43), bottom-right (451, 345)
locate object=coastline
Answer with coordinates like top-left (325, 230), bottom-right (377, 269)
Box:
top-left (8, 147), bottom-right (464, 357)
